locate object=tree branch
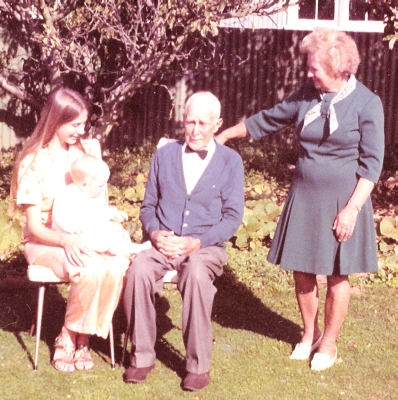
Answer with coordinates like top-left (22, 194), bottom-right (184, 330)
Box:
top-left (0, 75), bottom-right (41, 109)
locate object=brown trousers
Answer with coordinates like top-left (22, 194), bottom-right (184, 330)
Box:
top-left (123, 246), bottom-right (227, 374)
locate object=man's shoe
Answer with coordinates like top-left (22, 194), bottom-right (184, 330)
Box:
top-left (123, 365), bottom-right (155, 383)
top-left (181, 371), bottom-right (210, 392)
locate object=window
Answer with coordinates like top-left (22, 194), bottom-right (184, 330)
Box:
top-left (220, 0), bottom-right (387, 32)
top-left (286, 0), bottom-right (385, 32)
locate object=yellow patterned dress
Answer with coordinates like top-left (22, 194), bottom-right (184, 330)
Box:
top-left (17, 139), bottom-right (128, 338)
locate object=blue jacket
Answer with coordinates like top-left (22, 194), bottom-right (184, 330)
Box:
top-left (140, 140), bottom-right (245, 248)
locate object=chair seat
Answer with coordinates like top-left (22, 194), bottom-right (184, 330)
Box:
top-left (163, 270), bottom-right (178, 284)
top-left (28, 265), bottom-right (68, 283)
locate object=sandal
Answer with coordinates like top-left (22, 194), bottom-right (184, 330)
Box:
top-left (74, 344), bottom-right (95, 371)
top-left (52, 336), bottom-right (76, 373)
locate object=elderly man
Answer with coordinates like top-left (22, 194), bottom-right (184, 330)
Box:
top-left (123, 92), bottom-right (244, 391)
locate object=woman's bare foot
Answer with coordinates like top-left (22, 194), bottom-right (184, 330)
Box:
top-left (74, 334), bottom-right (94, 370)
top-left (52, 327), bottom-right (77, 372)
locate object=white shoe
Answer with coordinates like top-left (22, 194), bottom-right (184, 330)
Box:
top-left (310, 347), bottom-right (337, 371)
top-left (289, 333), bottom-right (323, 360)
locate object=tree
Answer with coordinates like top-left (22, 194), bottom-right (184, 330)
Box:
top-left (366, 0), bottom-right (398, 49)
top-left (0, 0), bottom-right (294, 141)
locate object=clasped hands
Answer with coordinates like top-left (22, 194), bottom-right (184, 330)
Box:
top-left (150, 230), bottom-right (201, 259)
top-left (332, 202), bottom-right (359, 242)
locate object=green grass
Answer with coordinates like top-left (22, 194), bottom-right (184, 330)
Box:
top-left (0, 247), bottom-right (397, 400)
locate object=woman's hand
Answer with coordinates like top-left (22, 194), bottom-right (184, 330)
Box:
top-left (332, 203), bottom-right (359, 242)
top-left (25, 205), bottom-right (94, 267)
top-left (61, 234), bottom-right (94, 267)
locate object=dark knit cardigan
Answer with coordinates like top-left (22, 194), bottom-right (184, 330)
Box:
top-left (140, 140), bottom-right (245, 248)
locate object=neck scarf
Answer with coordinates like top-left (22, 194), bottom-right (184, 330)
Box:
top-left (302, 74), bottom-right (356, 135)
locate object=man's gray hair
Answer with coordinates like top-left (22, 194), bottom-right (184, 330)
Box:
top-left (184, 92), bottom-right (221, 119)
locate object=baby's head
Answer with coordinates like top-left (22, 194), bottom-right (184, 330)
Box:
top-left (70, 154), bottom-right (110, 198)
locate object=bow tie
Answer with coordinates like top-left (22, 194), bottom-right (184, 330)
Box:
top-left (184, 146), bottom-right (208, 160)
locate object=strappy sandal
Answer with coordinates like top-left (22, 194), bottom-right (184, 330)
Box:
top-left (52, 336), bottom-right (76, 373)
top-left (74, 344), bottom-right (95, 371)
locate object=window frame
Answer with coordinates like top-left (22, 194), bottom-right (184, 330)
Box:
top-left (285, 1), bottom-right (385, 32)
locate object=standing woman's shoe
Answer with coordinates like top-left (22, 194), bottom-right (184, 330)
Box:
top-left (289, 333), bottom-right (323, 360)
top-left (310, 347), bottom-right (337, 371)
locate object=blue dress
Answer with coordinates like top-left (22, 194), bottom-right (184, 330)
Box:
top-left (245, 80), bottom-right (384, 275)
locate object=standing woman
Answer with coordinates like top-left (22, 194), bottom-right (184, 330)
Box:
top-left (10, 88), bottom-right (129, 372)
top-left (216, 28), bottom-right (384, 370)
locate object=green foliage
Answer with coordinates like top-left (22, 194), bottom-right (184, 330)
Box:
top-left (0, 143), bottom-right (397, 287)
top-left (367, 0), bottom-right (398, 49)
top-left (0, 200), bottom-right (22, 251)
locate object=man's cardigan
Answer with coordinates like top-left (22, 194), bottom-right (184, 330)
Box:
top-left (140, 140), bottom-right (245, 249)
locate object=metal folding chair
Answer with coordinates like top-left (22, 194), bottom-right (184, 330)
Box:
top-left (28, 264), bottom-right (115, 370)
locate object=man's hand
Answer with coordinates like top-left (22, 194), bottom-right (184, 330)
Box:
top-left (150, 230), bottom-right (201, 259)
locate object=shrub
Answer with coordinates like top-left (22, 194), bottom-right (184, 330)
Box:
top-left (0, 141), bottom-right (396, 286)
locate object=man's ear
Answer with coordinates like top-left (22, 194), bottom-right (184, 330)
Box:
top-left (214, 118), bottom-right (223, 133)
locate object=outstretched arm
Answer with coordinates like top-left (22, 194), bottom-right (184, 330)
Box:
top-left (215, 121), bottom-right (248, 144)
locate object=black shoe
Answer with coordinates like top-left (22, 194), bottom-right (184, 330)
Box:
top-left (123, 365), bottom-right (155, 384)
top-left (181, 371), bottom-right (210, 392)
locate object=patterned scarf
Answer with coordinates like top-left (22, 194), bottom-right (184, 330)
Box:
top-left (302, 74), bottom-right (357, 135)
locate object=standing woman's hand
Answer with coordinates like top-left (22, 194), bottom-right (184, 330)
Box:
top-left (332, 203), bottom-right (359, 242)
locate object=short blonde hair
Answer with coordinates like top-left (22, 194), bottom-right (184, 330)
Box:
top-left (70, 154), bottom-right (110, 184)
top-left (300, 28), bottom-right (360, 77)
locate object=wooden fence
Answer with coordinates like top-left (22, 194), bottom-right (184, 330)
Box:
top-left (105, 28), bottom-right (398, 166)
top-left (1, 28), bottom-right (397, 166)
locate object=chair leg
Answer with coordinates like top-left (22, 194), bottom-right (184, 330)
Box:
top-left (33, 283), bottom-right (47, 371)
top-left (109, 322), bottom-right (115, 369)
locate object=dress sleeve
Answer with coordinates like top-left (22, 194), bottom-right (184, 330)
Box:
top-left (357, 95), bottom-right (385, 183)
top-left (244, 89), bottom-right (301, 141)
top-left (16, 154), bottom-right (43, 207)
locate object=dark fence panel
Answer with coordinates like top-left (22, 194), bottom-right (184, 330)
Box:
top-left (105, 29), bottom-right (397, 166)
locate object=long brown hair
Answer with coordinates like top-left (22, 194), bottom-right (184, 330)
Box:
top-left (10, 88), bottom-right (90, 200)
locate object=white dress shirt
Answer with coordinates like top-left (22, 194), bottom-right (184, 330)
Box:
top-left (182, 139), bottom-right (216, 194)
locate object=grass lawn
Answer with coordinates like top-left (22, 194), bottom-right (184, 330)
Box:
top-left (0, 248), bottom-right (397, 400)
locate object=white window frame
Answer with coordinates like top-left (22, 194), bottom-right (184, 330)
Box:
top-left (285, 0), bottom-right (385, 32)
top-left (220, 1), bottom-right (386, 33)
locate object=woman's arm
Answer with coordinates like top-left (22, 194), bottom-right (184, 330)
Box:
top-left (332, 177), bottom-right (375, 242)
top-left (25, 204), bottom-right (93, 267)
top-left (215, 121), bottom-right (249, 145)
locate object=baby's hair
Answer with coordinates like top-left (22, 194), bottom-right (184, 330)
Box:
top-left (70, 154), bottom-right (110, 184)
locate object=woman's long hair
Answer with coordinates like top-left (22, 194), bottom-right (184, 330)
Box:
top-left (10, 88), bottom-right (90, 201)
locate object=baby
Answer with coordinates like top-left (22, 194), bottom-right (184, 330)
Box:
top-left (52, 154), bottom-right (151, 281)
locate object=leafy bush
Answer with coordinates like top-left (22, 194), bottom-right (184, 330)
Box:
top-left (0, 141), bottom-right (396, 286)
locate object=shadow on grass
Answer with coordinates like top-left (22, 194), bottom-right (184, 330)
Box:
top-left (0, 263), bottom-right (300, 375)
top-left (0, 283), bottom-right (121, 369)
top-left (213, 265), bottom-right (301, 345)
top-left (117, 265), bottom-right (301, 377)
